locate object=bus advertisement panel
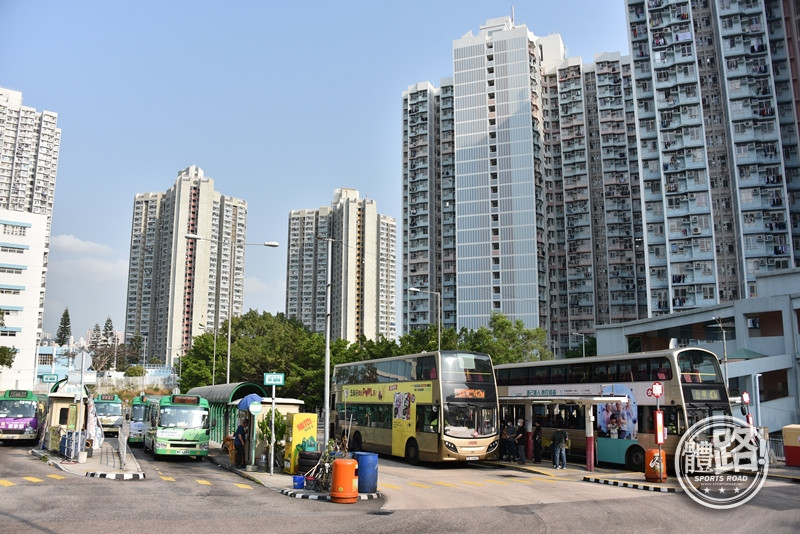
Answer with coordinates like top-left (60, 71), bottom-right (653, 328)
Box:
top-left (143, 394), bottom-right (213, 458)
top-left (495, 348), bottom-right (731, 471)
top-left (94, 394), bottom-right (124, 437)
top-left (333, 351), bottom-right (499, 464)
top-left (0, 390), bottom-right (43, 442)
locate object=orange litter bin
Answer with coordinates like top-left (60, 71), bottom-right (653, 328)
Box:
top-left (645, 448), bottom-right (667, 482)
top-left (330, 458), bottom-right (359, 504)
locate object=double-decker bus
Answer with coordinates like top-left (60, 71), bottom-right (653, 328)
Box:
top-left (128, 394), bottom-right (160, 446)
top-left (332, 350), bottom-right (500, 464)
top-left (142, 394), bottom-right (213, 459)
top-left (94, 394), bottom-right (124, 437)
top-left (495, 347), bottom-right (731, 470)
top-left (0, 390), bottom-right (43, 443)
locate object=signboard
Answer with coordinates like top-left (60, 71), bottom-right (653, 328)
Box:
top-left (263, 372), bottom-right (285, 386)
top-left (68, 370), bottom-right (97, 385)
top-left (41, 374), bottom-right (58, 383)
top-left (249, 402), bottom-right (262, 415)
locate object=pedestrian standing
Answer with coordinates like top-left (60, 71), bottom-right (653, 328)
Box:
top-left (532, 419), bottom-right (543, 464)
top-left (234, 419), bottom-right (249, 468)
top-left (514, 418), bottom-right (527, 465)
top-left (551, 426), bottom-right (568, 469)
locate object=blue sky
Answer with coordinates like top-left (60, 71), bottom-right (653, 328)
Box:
top-left (1, 1), bottom-right (629, 340)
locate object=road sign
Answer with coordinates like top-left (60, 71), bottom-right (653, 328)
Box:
top-left (41, 374), bottom-right (58, 383)
top-left (264, 372), bottom-right (285, 386)
top-left (652, 381), bottom-right (663, 398)
top-left (249, 402), bottom-right (262, 415)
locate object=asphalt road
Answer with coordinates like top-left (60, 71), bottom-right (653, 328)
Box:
top-left (1, 441), bottom-right (798, 534)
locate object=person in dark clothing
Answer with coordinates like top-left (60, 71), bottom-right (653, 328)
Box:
top-left (532, 419), bottom-right (543, 463)
top-left (514, 418), bottom-right (527, 464)
top-left (501, 420), bottom-right (517, 461)
top-left (234, 419), bottom-right (249, 468)
top-left (551, 426), bottom-right (568, 469)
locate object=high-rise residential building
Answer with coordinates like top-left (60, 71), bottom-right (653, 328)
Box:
top-left (403, 8), bottom-right (800, 355)
top-left (124, 165), bottom-right (247, 368)
top-left (0, 88), bottom-right (60, 390)
top-left (286, 188), bottom-right (396, 343)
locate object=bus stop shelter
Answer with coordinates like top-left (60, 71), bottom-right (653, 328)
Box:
top-left (499, 394), bottom-right (628, 472)
top-left (187, 382), bottom-right (269, 443)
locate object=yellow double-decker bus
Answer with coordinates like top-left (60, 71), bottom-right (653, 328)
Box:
top-left (332, 350), bottom-right (500, 464)
top-left (495, 347), bottom-right (732, 470)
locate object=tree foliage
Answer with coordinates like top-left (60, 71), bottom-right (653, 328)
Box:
top-left (0, 345), bottom-right (15, 368)
top-left (177, 310), bottom-right (549, 408)
top-left (56, 308), bottom-right (72, 347)
top-left (124, 365), bottom-right (145, 377)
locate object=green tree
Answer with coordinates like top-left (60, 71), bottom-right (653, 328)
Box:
top-left (124, 365), bottom-right (145, 377)
top-left (55, 307), bottom-right (72, 346)
top-left (0, 314), bottom-right (15, 367)
top-left (565, 336), bottom-right (597, 359)
top-left (0, 345), bottom-right (15, 368)
top-left (458, 313), bottom-right (550, 364)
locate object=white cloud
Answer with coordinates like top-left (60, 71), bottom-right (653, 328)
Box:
top-left (43, 234), bottom-right (129, 339)
top-left (50, 234), bottom-right (118, 257)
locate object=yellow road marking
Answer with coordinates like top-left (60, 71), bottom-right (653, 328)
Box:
top-left (22, 477), bottom-right (43, 483)
top-left (196, 479), bottom-right (212, 485)
top-left (0, 480), bottom-right (15, 487)
top-left (378, 483), bottom-right (400, 490)
top-left (433, 481), bottom-right (457, 487)
top-left (161, 476), bottom-right (176, 482)
top-left (47, 474), bottom-right (66, 480)
top-left (460, 480), bottom-right (483, 486)
top-left (407, 482), bottom-right (431, 488)
top-left (233, 483), bottom-right (253, 490)
top-left (482, 479), bottom-right (508, 485)
top-left (508, 478), bottom-right (534, 484)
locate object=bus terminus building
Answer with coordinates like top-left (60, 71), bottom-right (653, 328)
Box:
top-left (124, 165), bottom-right (248, 369)
top-left (0, 88), bottom-right (61, 391)
top-left (402, 6), bottom-right (800, 355)
top-left (286, 188), bottom-right (397, 343)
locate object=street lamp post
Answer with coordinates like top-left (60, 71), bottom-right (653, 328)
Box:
top-left (711, 316), bottom-right (729, 388)
top-left (186, 234), bottom-right (279, 384)
top-left (316, 235), bottom-right (334, 450)
top-left (409, 287), bottom-right (442, 351)
top-left (572, 332), bottom-right (585, 358)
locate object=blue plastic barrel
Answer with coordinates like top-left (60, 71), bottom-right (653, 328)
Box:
top-left (292, 474), bottom-right (305, 489)
top-left (354, 452), bottom-right (378, 493)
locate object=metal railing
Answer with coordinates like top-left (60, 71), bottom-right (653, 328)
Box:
top-left (769, 437), bottom-right (784, 462)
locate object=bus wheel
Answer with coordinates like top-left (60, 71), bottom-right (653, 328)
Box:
top-left (626, 445), bottom-right (645, 472)
top-left (405, 439), bottom-right (420, 466)
top-left (350, 432), bottom-right (362, 452)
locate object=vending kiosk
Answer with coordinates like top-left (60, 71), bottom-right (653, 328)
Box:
top-left (283, 413), bottom-right (317, 474)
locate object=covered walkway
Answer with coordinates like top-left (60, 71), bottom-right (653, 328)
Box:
top-left (187, 382), bottom-right (269, 442)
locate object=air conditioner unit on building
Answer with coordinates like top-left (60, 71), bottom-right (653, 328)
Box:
top-left (691, 216), bottom-right (699, 223)
top-left (692, 227), bottom-right (700, 234)
top-left (756, 235), bottom-right (763, 241)
top-left (689, 193), bottom-right (696, 200)
top-left (765, 234), bottom-right (774, 241)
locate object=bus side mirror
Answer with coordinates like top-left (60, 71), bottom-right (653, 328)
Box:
top-left (741, 406), bottom-right (748, 416)
top-left (125, 413), bottom-right (130, 421)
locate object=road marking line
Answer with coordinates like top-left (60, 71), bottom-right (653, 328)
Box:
top-left (482, 479), bottom-right (508, 485)
top-left (234, 483), bottom-right (253, 490)
top-left (161, 476), bottom-right (176, 482)
top-left (196, 479), bottom-right (212, 485)
top-left (0, 480), bottom-right (15, 487)
top-left (433, 481), bottom-right (457, 487)
top-left (407, 482), bottom-right (431, 488)
top-left (22, 477), bottom-right (43, 483)
top-left (378, 483), bottom-right (401, 490)
top-left (460, 480), bottom-right (483, 486)
top-left (47, 474), bottom-right (66, 480)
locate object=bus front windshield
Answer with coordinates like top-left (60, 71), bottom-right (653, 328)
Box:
top-left (95, 403), bottom-right (122, 416)
top-left (0, 400), bottom-right (37, 418)
top-left (444, 404), bottom-right (497, 438)
top-left (131, 404), bottom-right (146, 422)
top-left (440, 352), bottom-right (495, 384)
top-left (678, 350), bottom-right (724, 384)
top-left (160, 407), bottom-right (209, 429)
